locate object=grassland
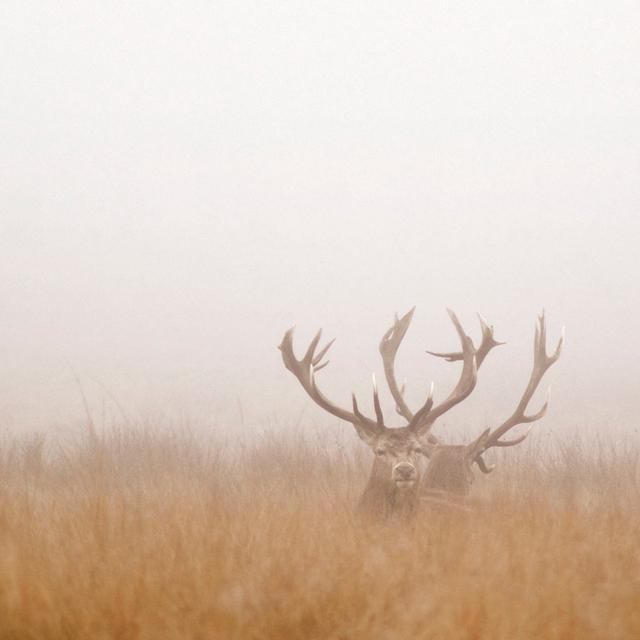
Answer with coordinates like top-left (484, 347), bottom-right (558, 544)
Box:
top-left (0, 426), bottom-right (638, 639)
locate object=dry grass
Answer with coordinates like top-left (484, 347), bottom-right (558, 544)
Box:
top-left (0, 427), bottom-right (638, 639)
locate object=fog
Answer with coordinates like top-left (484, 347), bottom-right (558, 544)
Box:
top-left (2, 2), bottom-right (639, 439)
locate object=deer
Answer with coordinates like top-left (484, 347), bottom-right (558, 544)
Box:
top-left (278, 308), bottom-right (563, 519)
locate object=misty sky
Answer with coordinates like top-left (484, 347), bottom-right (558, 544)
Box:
top-left (2, 2), bottom-right (639, 440)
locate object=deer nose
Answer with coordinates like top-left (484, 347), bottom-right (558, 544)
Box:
top-left (392, 462), bottom-right (417, 482)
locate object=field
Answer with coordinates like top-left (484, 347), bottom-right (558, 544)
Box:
top-left (0, 426), bottom-right (638, 640)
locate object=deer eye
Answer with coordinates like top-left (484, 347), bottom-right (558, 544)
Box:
top-left (375, 449), bottom-right (385, 456)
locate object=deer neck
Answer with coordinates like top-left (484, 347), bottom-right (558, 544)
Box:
top-left (357, 459), bottom-right (418, 519)
top-left (421, 454), bottom-right (471, 497)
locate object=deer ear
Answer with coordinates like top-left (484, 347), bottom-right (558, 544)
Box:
top-left (466, 428), bottom-right (490, 459)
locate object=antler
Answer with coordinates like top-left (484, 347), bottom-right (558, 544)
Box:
top-left (378, 307), bottom-right (433, 425)
top-left (413, 309), bottom-right (478, 433)
top-left (378, 309), bottom-right (438, 441)
top-left (400, 309), bottom-right (482, 439)
top-left (477, 311), bottom-right (564, 456)
top-left (279, 327), bottom-right (383, 439)
top-left (378, 307), bottom-right (416, 422)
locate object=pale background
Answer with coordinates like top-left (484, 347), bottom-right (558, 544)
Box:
top-left (2, 2), bottom-right (639, 441)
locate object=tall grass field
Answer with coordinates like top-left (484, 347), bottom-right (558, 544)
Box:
top-left (0, 427), bottom-right (638, 639)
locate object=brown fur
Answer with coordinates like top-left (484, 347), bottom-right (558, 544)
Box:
top-left (355, 428), bottom-right (428, 520)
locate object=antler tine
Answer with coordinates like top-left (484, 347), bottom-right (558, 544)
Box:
top-left (475, 313), bottom-right (506, 367)
top-left (424, 349), bottom-right (463, 363)
top-left (279, 327), bottom-right (382, 434)
top-left (351, 393), bottom-right (367, 424)
top-left (379, 307), bottom-right (416, 422)
top-left (479, 315), bottom-right (563, 452)
top-left (407, 381), bottom-right (434, 431)
top-left (303, 329), bottom-right (323, 363)
top-left (426, 312), bottom-right (504, 369)
top-left (312, 338), bottom-right (335, 367)
top-left (475, 454), bottom-right (496, 474)
top-left (412, 309), bottom-right (478, 436)
top-left (372, 374), bottom-right (385, 427)
top-left (490, 424), bottom-right (534, 448)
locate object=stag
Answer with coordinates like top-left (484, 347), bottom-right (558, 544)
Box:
top-left (279, 308), bottom-right (563, 518)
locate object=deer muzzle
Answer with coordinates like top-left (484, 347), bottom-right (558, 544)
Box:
top-left (392, 462), bottom-right (417, 487)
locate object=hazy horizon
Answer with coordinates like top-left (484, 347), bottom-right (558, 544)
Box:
top-left (2, 1), bottom-right (639, 440)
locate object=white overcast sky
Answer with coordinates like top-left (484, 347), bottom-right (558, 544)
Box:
top-left (1, 1), bottom-right (639, 439)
